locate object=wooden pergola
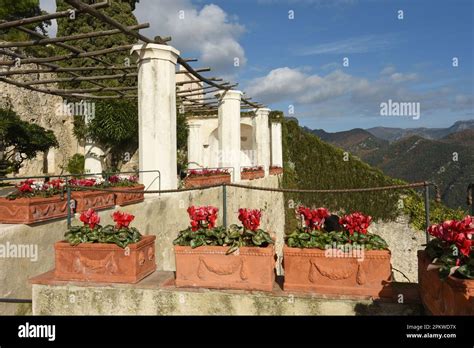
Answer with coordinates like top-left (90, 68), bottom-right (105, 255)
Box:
top-left (0, 0), bottom-right (265, 111)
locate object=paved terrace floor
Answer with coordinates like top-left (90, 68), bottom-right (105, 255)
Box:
top-left (30, 271), bottom-right (422, 315)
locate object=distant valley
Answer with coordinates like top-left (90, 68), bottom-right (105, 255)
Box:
top-left (306, 120), bottom-right (474, 210)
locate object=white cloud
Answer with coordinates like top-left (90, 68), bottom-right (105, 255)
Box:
top-left (389, 72), bottom-right (418, 83)
top-left (134, 0), bottom-right (246, 75)
top-left (246, 66), bottom-right (471, 118)
top-left (296, 34), bottom-right (398, 56)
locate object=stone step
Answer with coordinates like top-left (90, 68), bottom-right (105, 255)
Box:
top-left (30, 271), bottom-right (422, 315)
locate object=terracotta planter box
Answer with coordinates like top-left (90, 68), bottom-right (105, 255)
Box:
top-left (71, 190), bottom-right (115, 213)
top-left (418, 250), bottom-right (474, 315)
top-left (283, 246), bottom-right (392, 298)
top-left (54, 235), bottom-right (156, 283)
top-left (241, 169), bottom-right (265, 180)
top-left (269, 167), bottom-right (283, 175)
top-left (0, 196), bottom-right (68, 224)
top-left (114, 184), bottom-right (145, 206)
top-left (184, 173), bottom-right (231, 188)
top-left (174, 245), bottom-right (275, 291)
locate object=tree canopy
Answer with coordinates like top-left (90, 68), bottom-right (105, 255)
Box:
top-left (0, 108), bottom-right (58, 176)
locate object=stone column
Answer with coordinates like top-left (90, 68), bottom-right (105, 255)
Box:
top-left (271, 121), bottom-right (283, 168)
top-left (218, 90), bottom-right (242, 182)
top-left (131, 44), bottom-right (180, 190)
top-left (187, 120), bottom-right (202, 169)
top-left (253, 108), bottom-right (271, 176)
top-left (84, 142), bottom-right (104, 175)
top-left (84, 112), bottom-right (103, 175)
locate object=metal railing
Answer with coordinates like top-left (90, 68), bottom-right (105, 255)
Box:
top-left (0, 178), bottom-right (445, 304)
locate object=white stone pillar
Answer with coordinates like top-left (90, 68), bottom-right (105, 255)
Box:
top-left (187, 120), bottom-right (202, 169)
top-left (84, 142), bottom-right (104, 175)
top-left (131, 44), bottom-right (180, 190)
top-left (253, 108), bottom-right (271, 176)
top-left (218, 90), bottom-right (242, 182)
top-left (271, 121), bottom-right (283, 168)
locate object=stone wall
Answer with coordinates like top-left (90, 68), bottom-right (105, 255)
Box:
top-left (0, 66), bottom-right (82, 176)
top-left (0, 175), bottom-right (284, 315)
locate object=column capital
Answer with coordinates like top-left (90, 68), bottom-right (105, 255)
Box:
top-left (131, 43), bottom-right (180, 64)
top-left (254, 107), bottom-right (271, 115)
top-left (217, 89), bottom-right (243, 101)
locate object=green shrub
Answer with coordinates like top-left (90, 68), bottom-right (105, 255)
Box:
top-left (65, 154), bottom-right (85, 175)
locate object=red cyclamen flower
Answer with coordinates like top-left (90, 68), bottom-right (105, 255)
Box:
top-left (339, 212), bottom-right (372, 235)
top-left (112, 211), bottom-right (135, 229)
top-left (187, 205), bottom-right (219, 231)
top-left (428, 215), bottom-right (473, 256)
top-left (297, 206), bottom-right (330, 231)
top-left (238, 208), bottom-right (262, 231)
top-left (79, 208), bottom-right (101, 229)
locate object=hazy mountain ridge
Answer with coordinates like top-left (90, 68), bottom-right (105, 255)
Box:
top-left (366, 120), bottom-right (474, 143)
top-left (305, 120), bottom-right (474, 210)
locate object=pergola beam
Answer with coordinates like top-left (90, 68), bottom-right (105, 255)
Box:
top-left (0, 1), bottom-right (109, 30)
top-left (0, 45), bottom-right (133, 65)
top-left (0, 24), bottom-right (149, 49)
top-left (21, 72), bottom-right (138, 86)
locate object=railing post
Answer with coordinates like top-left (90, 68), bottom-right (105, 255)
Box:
top-left (66, 183), bottom-right (72, 229)
top-left (222, 183), bottom-right (227, 228)
top-left (424, 182), bottom-right (430, 243)
top-left (468, 183), bottom-right (474, 216)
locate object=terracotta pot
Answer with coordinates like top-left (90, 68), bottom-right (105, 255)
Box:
top-left (114, 184), bottom-right (145, 206)
top-left (241, 169), bottom-right (265, 180)
top-left (54, 235), bottom-right (156, 283)
top-left (0, 196), bottom-right (68, 224)
top-left (418, 250), bottom-right (474, 315)
top-left (283, 246), bottom-right (392, 298)
top-left (269, 167), bottom-right (283, 175)
top-left (71, 190), bottom-right (115, 213)
top-left (184, 173), bottom-right (231, 188)
top-left (174, 245), bottom-right (275, 291)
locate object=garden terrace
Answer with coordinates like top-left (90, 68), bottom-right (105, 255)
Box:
top-left (0, 0), bottom-right (279, 190)
top-left (0, 177), bottom-right (440, 315)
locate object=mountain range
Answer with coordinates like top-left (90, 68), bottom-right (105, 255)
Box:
top-left (306, 120), bottom-right (474, 210)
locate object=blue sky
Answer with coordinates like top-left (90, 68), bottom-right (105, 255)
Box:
top-left (41, 0), bottom-right (474, 132)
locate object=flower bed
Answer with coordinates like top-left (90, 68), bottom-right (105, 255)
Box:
top-left (241, 166), bottom-right (264, 180)
top-left (418, 216), bottom-right (473, 315)
top-left (54, 209), bottom-right (156, 283)
top-left (108, 175), bottom-right (145, 206)
top-left (184, 169), bottom-right (231, 188)
top-left (0, 179), bottom-right (68, 224)
top-left (173, 206), bottom-right (275, 291)
top-left (269, 166), bottom-right (283, 175)
top-left (284, 207), bottom-right (392, 298)
top-left (69, 178), bottom-right (114, 212)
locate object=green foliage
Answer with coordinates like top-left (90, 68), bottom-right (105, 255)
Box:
top-left (0, 108), bottom-right (58, 176)
top-left (403, 194), bottom-right (466, 231)
top-left (425, 238), bottom-right (474, 280)
top-left (73, 99), bottom-right (138, 170)
top-left (0, 0), bottom-right (51, 55)
top-left (56, 0), bottom-right (139, 90)
top-left (65, 224), bottom-right (141, 249)
top-left (285, 228), bottom-right (389, 250)
top-left (88, 100), bottom-right (138, 147)
top-left (173, 225), bottom-right (274, 254)
top-left (64, 153), bottom-right (85, 175)
top-left (280, 117), bottom-right (403, 234)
